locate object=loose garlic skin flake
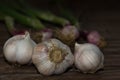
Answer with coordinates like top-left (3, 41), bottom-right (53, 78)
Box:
top-left (3, 31), bottom-right (36, 65)
top-left (32, 39), bottom-right (74, 75)
top-left (74, 43), bottom-right (104, 73)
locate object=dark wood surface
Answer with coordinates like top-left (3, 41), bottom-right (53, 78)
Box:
top-left (1, 1), bottom-right (120, 80)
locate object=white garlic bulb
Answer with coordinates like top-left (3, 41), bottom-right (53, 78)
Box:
top-left (74, 43), bottom-right (104, 73)
top-left (32, 39), bottom-right (74, 75)
top-left (3, 31), bottom-right (36, 64)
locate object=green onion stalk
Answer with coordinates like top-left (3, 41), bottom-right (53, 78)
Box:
top-left (0, 11), bottom-right (25, 35)
top-left (49, 0), bottom-right (81, 27)
top-left (0, 5), bottom-right (45, 30)
top-left (51, 6), bottom-right (80, 45)
top-left (59, 9), bottom-right (80, 28)
top-left (4, 16), bottom-right (25, 35)
top-left (4, 15), bottom-right (53, 43)
top-left (0, 11), bottom-right (26, 35)
top-left (15, 0), bottom-right (70, 26)
top-left (0, 13), bottom-right (5, 20)
top-left (17, 0), bottom-right (81, 45)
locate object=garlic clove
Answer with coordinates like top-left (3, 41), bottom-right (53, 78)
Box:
top-left (37, 60), bottom-right (55, 75)
top-left (75, 43), bottom-right (81, 52)
top-left (4, 41), bottom-right (17, 63)
top-left (3, 31), bottom-right (36, 65)
top-left (32, 43), bottom-right (56, 75)
top-left (74, 43), bottom-right (104, 73)
top-left (32, 39), bottom-right (74, 75)
top-left (54, 61), bottom-right (67, 74)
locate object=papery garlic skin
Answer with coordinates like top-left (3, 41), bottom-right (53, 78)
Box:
top-left (32, 39), bottom-right (74, 75)
top-left (62, 25), bottom-right (79, 39)
top-left (87, 31), bottom-right (101, 45)
top-left (3, 31), bottom-right (36, 64)
top-left (41, 28), bottom-right (53, 41)
top-left (74, 43), bottom-right (104, 73)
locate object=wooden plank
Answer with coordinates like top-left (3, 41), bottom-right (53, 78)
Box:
top-left (1, 71), bottom-right (120, 80)
top-left (0, 58), bottom-right (37, 74)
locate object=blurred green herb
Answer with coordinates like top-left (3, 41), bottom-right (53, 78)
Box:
top-left (0, 5), bottom-right (45, 29)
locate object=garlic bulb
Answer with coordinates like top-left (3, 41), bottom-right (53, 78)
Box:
top-left (32, 39), bottom-right (74, 75)
top-left (54, 25), bottom-right (79, 47)
top-left (87, 31), bottom-right (101, 45)
top-left (3, 31), bottom-right (36, 64)
top-left (61, 25), bottom-right (79, 40)
top-left (74, 43), bottom-right (104, 73)
top-left (87, 31), bottom-right (106, 48)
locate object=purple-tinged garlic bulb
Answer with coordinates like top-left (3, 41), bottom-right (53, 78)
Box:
top-left (61, 25), bottom-right (79, 40)
top-left (87, 31), bottom-right (101, 45)
top-left (55, 25), bottom-right (79, 47)
top-left (87, 31), bottom-right (106, 48)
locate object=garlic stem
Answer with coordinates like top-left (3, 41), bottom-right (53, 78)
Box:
top-left (49, 49), bottom-right (64, 63)
top-left (48, 41), bottom-right (66, 63)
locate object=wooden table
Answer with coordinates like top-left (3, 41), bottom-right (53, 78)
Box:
top-left (0, 2), bottom-right (120, 80)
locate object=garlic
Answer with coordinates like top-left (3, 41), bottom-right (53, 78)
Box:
top-left (30, 28), bottom-right (53, 43)
top-left (61, 25), bottom-right (79, 40)
top-left (87, 31), bottom-right (101, 45)
top-left (3, 31), bottom-right (36, 65)
top-left (74, 43), bottom-right (104, 73)
top-left (54, 25), bottom-right (79, 46)
top-left (87, 31), bottom-right (106, 48)
top-left (32, 39), bottom-right (74, 75)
